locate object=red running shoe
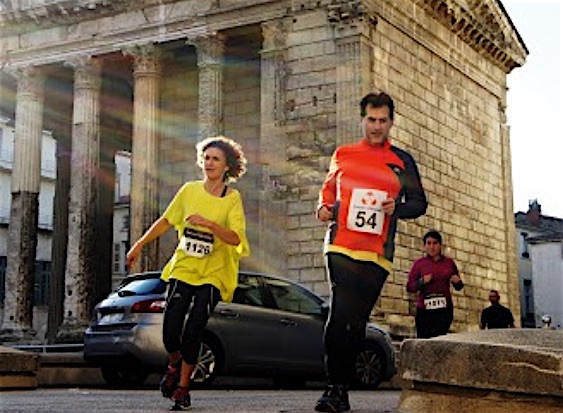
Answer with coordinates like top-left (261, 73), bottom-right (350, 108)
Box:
top-left (159, 362), bottom-right (181, 399)
top-left (170, 386), bottom-right (191, 411)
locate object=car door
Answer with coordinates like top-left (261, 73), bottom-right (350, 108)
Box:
top-left (261, 276), bottom-right (325, 375)
top-left (210, 273), bottom-right (289, 372)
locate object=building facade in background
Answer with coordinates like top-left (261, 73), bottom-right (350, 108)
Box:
top-left (0, 113), bottom-right (131, 339)
top-left (0, 114), bottom-right (56, 339)
top-left (112, 151), bottom-right (131, 288)
top-left (0, 114), bottom-right (56, 302)
top-left (0, 0), bottom-right (528, 342)
top-left (515, 200), bottom-right (563, 329)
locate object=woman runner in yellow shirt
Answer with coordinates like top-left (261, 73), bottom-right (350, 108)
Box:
top-left (126, 136), bottom-right (249, 411)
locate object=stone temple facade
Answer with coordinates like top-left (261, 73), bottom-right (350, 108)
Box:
top-left (0, 0), bottom-right (527, 342)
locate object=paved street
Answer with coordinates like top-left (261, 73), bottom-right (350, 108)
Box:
top-left (0, 388), bottom-right (400, 413)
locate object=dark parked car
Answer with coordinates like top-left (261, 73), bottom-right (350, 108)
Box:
top-left (84, 271), bottom-right (396, 388)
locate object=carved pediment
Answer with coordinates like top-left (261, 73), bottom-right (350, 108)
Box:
top-left (418, 0), bottom-right (528, 71)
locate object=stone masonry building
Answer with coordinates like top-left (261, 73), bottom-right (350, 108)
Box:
top-left (0, 0), bottom-right (527, 342)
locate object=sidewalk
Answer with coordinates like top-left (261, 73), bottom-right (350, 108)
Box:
top-left (0, 388), bottom-right (402, 413)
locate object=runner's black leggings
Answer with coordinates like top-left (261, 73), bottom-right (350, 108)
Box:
top-left (163, 279), bottom-right (220, 365)
top-left (415, 307), bottom-right (453, 338)
top-left (324, 253), bottom-right (389, 385)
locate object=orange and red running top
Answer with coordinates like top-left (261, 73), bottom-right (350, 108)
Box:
top-left (319, 138), bottom-right (427, 272)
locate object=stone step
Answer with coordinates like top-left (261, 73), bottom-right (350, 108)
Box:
top-left (0, 346), bottom-right (39, 389)
top-left (398, 329), bottom-right (563, 413)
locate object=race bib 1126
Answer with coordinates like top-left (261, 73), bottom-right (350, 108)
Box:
top-left (180, 228), bottom-right (214, 258)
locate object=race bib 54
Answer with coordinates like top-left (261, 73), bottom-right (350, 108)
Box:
top-left (346, 188), bottom-right (387, 235)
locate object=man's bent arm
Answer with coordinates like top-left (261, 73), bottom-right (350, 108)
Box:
top-left (393, 148), bottom-right (428, 219)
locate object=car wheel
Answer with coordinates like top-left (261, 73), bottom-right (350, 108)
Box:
top-left (101, 366), bottom-right (149, 388)
top-left (191, 334), bottom-right (223, 387)
top-left (353, 341), bottom-right (386, 389)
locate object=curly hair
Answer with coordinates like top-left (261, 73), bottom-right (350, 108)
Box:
top-left (196, 136), bottom-right (247, 183)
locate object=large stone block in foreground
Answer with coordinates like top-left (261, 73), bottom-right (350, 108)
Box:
top-left (0, 346), bottom-right (39, 389)
top-left (398, 329), bottom-right (563, 413)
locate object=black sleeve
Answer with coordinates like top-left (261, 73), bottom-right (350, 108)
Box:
top-left (480, 308), bottom-right (487, 328)
top-left (392, 147), bottom-right (428, 219)
top-left (506, 307), bottom-right (515, 326)
top-left (417, 277), bottom-right (426, 291)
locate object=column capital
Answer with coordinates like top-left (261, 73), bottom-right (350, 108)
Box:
top-left (5, 66), bottom-right (45, 97)
top-left (123, 43), bottom-right (162, 78)
top-left (261, 20), bottom-right (287, 52)
top-left (64, 55), bottom-right (102, 90)
top-left (187, 33), bottom-right (227, 68)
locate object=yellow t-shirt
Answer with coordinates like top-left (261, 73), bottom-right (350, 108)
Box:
top-left (160, 181), bottom-right (250, 302)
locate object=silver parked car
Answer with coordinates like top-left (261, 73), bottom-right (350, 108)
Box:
top-left (84, 271), bottom-right (396, 388)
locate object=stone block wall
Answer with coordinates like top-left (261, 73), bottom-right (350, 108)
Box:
top-left (223, 30), bottom-right (262, 270)
top-left (376, 0), bottom-right (517, 334)
top-left (281, 8), bottom-right (338, 298)
top-left (279, 0), bottom-right (520, 335)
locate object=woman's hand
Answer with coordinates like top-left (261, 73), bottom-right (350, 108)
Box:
top-left (126, 243), bottom-right (142, 268)
top-left (186, 214), bottom-right (240, 245)
top-left (186, 214), bottom-right (212, 229)
top-left (125, 217), bottom-right (172, 269)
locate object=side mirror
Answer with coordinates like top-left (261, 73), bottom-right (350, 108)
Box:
top-left (541, 314), bottom-right (552, 328)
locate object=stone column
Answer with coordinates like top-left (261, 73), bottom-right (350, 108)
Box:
top-left (47, 121), bottom-right (72, 343)
top-left (331, 1), bottom-right (377, 145)
top-left (126, 44), bottom-right (161, 273)
top-left (258, 20), bottom-right (289, 273)
top-left (0, 67), bottom-right (45, 342)
top-left (58, 56), bottom-right (102, 342)
top-left (95, 146), bottom-right (115, 302)
top-left (188, 33), bottom-right (226, 140)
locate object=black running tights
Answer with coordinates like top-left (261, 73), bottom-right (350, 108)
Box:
top-left (162, 279), bottom-right (220, 365)
top-left (323, 253), bottom-right (389, 386)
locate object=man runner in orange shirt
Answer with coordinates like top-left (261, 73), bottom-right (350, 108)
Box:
top-left (316, 92), bottom-right (427, 413)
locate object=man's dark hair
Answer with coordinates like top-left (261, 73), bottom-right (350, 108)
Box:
top-left (360, 92), bottom-right (395, 120)
top-left (423, 230), bottom-right (442, 244)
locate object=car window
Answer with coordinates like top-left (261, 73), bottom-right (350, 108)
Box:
top-left (263, 278), bottom-right (323, 316)
top-left (233, 274), bottom-right (265, 307)
top-left (117, 278), bottom-right (167, 295)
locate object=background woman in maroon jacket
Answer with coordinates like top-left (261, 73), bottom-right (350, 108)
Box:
top-left (407, 230), bottom-right (463, 338)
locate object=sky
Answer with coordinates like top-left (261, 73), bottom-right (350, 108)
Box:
top-left (502, 0), bottom-right (563, 217)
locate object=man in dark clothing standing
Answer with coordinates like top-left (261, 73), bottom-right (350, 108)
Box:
top-left (480, 290), bottom-right (515, 329)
